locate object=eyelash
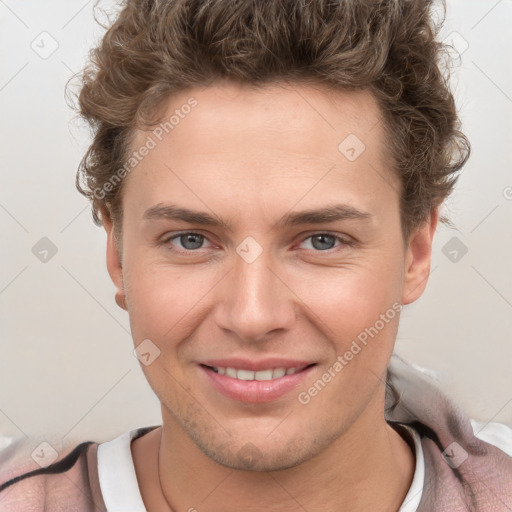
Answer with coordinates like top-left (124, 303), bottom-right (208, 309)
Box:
top-left (159, 231), bottom-right (354, 255)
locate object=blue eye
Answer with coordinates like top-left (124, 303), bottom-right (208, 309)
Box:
top-left (167, 232), bottom-right (209, 251)
top-left (161, 231), bottom-right (351, 255)
top-left (299, 234), bottom-right (347, 251)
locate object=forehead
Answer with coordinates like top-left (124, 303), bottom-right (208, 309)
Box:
top-left (124, 80), bottom-right (398, 219)
top-left (138, 80), bottom-right (385, 159)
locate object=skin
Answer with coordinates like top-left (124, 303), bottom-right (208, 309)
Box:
top-left (102, 80), bottom-right (438, 511)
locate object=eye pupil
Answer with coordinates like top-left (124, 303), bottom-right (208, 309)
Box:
top-left (311, 234), bottom-right (335, 251)
top-left (181, 233), bottom-right (203, 250)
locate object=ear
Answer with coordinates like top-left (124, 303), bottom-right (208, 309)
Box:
top-left (401, 208), bottom-right (439, 305)
top-left (101, 210), bottom-right (127, 311)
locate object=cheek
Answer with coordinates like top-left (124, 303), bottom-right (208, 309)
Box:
top-left (289, 254), bottom-right (403, 338)
top-left (293, 266), bottom-right (402, 421)
top-left (123, 255), bottom-right (216, 345)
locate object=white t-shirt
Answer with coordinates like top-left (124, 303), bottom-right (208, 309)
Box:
top-left (96, 419), bottom-right (512, 512)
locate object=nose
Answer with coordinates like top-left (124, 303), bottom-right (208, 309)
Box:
top-left (213, 248), bottom-right (296, 343)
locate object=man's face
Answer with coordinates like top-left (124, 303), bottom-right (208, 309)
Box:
top-left (105, 81), bottom-right (433, 471)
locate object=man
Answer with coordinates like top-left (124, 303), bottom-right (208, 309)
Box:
top-left (1, 0), bottom-right (511, 510)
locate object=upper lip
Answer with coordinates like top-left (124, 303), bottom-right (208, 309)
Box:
top-left (201, 358), bottom-right (315, 371)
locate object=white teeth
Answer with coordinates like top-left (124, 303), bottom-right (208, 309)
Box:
top-left (212, 366), bottom-right (301, 381)
top-left (255, 369), bottom-right (273, 381)
top-left (272, 368), bottom-right (286, 378)
top-left (237, 369), bottom-right (255, 381)
top-left (225, 367), bottom-right (237, 378)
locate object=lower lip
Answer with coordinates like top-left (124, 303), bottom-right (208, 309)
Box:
top-left (201, 365), bottom-right (315, 403)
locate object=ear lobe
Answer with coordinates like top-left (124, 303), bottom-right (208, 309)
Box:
top-left (401, 208), bottom-right (439, 305)
top-left (102, 211), bottom-right (127, 311)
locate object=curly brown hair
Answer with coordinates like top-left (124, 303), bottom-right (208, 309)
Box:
top-left (74, 0), bottom-right (470, 242)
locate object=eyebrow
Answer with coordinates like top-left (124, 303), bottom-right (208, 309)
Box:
top-left (142, 203), bottom-right (372, 231)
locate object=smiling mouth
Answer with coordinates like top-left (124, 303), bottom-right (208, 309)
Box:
top-left (202, 364), bottom-right (316, 381)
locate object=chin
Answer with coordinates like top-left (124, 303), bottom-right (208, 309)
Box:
top-left (208, 443), bottom-right (312, 472)
top-left (188, 425), bottom-right (334, 473)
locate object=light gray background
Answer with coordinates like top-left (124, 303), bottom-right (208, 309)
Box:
top-left (1, 0), bottom-right (511, 446)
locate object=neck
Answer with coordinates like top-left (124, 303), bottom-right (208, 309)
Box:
top-left (132, 403), bottom-right (415, 512)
